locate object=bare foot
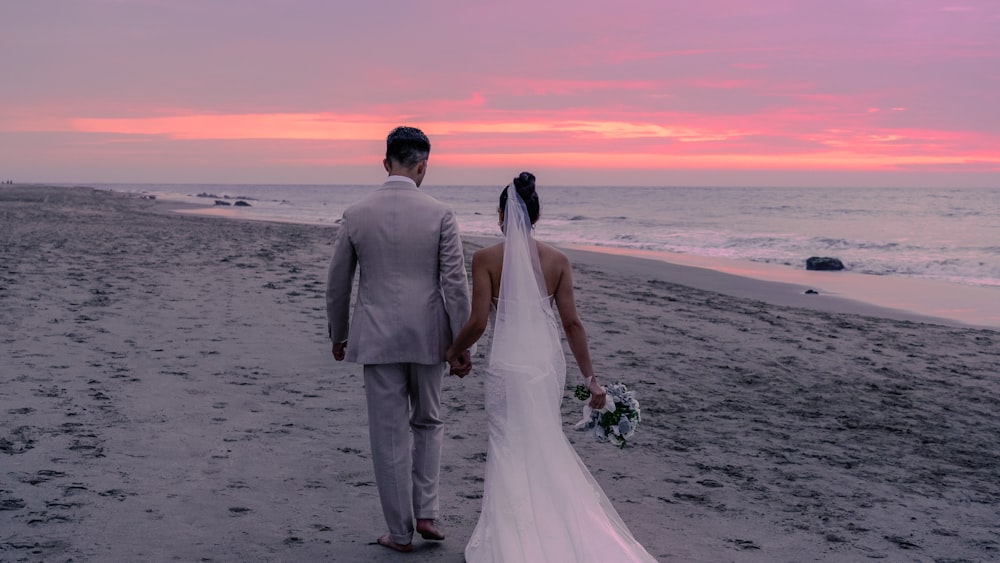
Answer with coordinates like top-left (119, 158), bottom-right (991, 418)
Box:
top-left (416, 519), bottom-right (445, 541)
top-left (376, 534), bottom-right (413, 553)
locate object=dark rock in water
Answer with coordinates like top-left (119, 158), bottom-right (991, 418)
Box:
top-left (233, 200), bottom-right (251, 207)
top-left (806, 257), bottom-right (844, 271)
top-left (805, 289), bottom-right (819, 294)
top-left (214, 200), bottom-right (231, 206)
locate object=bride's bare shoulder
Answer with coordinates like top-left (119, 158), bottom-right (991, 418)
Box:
top-left (473, 243), bottom-right (504, 265)
top-left (536, 241), bottom-right (570, 264)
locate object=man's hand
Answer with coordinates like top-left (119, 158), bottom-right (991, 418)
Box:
top-left (332, 341), bottom-right (347, 361)
top-left (447, 349), bottom-right (472, 378)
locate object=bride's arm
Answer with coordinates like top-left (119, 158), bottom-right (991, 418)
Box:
top-left (553, 254), bottom-right (606, 409)
top-left (447, 250), bottom-right (492, 364)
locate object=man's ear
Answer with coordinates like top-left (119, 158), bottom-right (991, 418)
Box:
top-left (383, 158), bottom-right (391, 173)
top-left (416, 160), bottom-right (427, 176)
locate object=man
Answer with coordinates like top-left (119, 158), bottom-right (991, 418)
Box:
top-left (326, 126), bottom-right (472, 553)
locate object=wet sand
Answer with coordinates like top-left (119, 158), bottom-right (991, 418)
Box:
top-left (2, 185), bottom-right (998, 562)
top-left (563, 244), bottom-right (1000, 329)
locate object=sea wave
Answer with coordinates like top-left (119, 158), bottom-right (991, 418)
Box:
top-left (81, 182), bottom-right (1000, 289)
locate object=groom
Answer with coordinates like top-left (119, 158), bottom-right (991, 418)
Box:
top-left (326, 126), bottom-right (473, 552)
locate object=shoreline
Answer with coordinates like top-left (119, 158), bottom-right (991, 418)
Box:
top-left (71, 184), bottom-right (1000, 329)
top-left (465, 236), bottom-right (997, 330)
top-left (28, 182), bottom-right (1000, 332)
top-left (2, 185), bottom-right (999, 562)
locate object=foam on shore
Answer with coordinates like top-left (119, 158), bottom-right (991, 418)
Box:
top-left (465, 235), bottom-right (998, 329)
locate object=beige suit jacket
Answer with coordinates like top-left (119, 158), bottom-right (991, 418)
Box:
top-left (325, 180), bottom-right (471, 365)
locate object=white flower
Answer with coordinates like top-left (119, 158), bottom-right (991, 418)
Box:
top-left (618, 418), bottom-right (633, 437)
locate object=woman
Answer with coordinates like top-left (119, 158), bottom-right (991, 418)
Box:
top-left (447, 173), bottom-right (656, 562)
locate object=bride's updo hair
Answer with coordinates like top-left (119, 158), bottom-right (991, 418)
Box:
top-left (499, 171), bottom-right (541, 224)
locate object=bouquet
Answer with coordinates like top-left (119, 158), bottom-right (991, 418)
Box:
top-left (573, 381), bottom-right (641, 448)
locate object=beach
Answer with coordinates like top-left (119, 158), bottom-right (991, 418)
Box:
top-left (2, 185), bottom-right (998, 562)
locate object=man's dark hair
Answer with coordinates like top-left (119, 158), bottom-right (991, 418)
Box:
top-left (385, 126), bottom-right (431, 168)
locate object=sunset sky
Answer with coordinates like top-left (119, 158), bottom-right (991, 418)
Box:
top-left (2, 0), bottom-right (999, 187)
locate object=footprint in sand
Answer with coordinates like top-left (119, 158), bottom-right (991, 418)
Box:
top-left (0, 497), bottom-right (27, 511)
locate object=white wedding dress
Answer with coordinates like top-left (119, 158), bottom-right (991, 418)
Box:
top-left (465, 189), bottom-right (657, 563)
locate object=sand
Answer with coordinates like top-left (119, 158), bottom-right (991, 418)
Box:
top-left (1, 185), bottom-right (998, 562)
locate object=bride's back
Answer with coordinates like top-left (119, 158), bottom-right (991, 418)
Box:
top-left (478, 239), bottom-right (568, 300)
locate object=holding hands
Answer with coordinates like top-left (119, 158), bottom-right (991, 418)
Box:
top-left (332, 341), bottom-right (347, 361)
top-left (447, 348), bottom-right (472, 378)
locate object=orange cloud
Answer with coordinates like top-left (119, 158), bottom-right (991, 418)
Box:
top-left (70, 113), bottom-right (390, 140)
top-left (69, 112), bottom-right (750, 143)
top-left (433, 150), bottom-right (1000, 171)
top-left (59, 110), bottom-right (1000, 174)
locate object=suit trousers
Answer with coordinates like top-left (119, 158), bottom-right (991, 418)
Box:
top-left (364, 362), bottom-right (446, 544)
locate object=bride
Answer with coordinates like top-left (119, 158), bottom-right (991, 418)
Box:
top-left (447, 173), bottom-right (657, 562)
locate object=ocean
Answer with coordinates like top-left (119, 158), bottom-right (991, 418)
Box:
top-left (85, 183), bottom-right (999, 291)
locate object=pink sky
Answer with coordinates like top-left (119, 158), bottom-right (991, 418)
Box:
top-left (2, 0), bottom-right (999, 187)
